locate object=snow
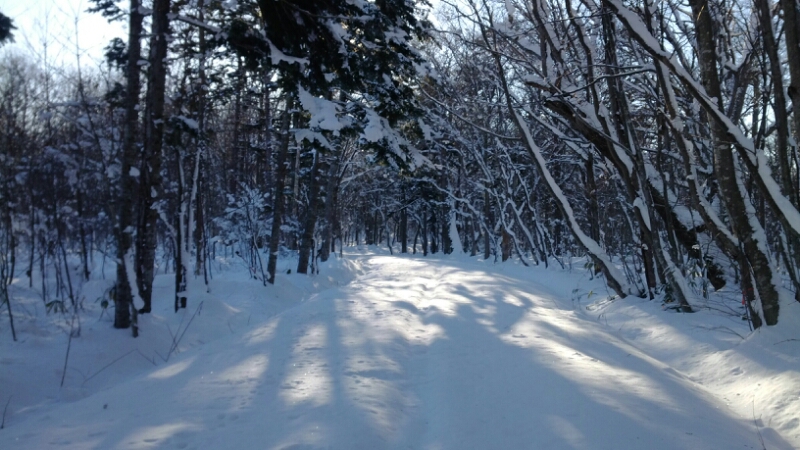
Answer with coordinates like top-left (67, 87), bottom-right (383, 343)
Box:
top-left (448, 207), bottom-right (463, 254)
top-left (297, 87), bottom-right (346, 133)
top-left (361, 109), bottom-right (416, 168)
top-left (1, 249), bottom-right (798, 449)
top-left (293, 129), bottom-right (333, 149)
top-left (268, 42), bottom-right (309, 67)
top-left (324, 20), bottom-right (351, 57)
top-left (174, 15), bottom-right (221, 34)
top-left (174, 115), bottom-right (199, 131)
top-left (221, 0), bottom-right (238, 11)
top-left (632, 197), bottom-right (651, 231)
top-left (383, 28), bottom-right (409, 45)
top-left (363, 108), bottom-right (387, 142)
top-left (418, 119), bottom-right (434, 141)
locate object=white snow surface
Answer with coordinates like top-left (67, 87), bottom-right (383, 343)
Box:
top-left (1, 249), bottom-right (799, 449)
top-left (298, 87), bottom-right (347, 133)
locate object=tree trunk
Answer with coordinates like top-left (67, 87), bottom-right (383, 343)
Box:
top-left (781, 0), bottom-right (800, 186)
top-left (175, 190), bottom-right (187, 312)
top-left (421, 214), bottom-right (428, 256)
top-left (501, 228), bottom-right (511, 262)
top-left (297, 150), bottom-right (322, 274)
top-left (267, 101), bottom-right (292, 284)
top-left (114, 0), bottom-right (144, 333)
top-left (755, 0), bottom-right (794, 204)
top-left (400, 187), bottom-right (408, 254)
top-left (319, 151), bottom-right (340, 262)
top-left (601, 7), bottom-right (657, 298)
top-left (76, 193), bottom-right (91, 281)
top-left (429, 211), bottom-right (438, 254)
top-left (483, 189), bottom-right (491, 260)
top-left (194, 172), bottom-right (205, 278)
top-left (585, 154), bottom-right (600, 243)
top-left (779, 0), bottom-right (800, 302)
top-left (689, 0), bottom-right (779, 325)
top-left (193, 0), bottom-right (208, 279)
top-left (135, 0), bottom-right (171, 315)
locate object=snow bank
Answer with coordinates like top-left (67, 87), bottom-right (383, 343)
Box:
top-left (1, 250), bottom-right (797, 449)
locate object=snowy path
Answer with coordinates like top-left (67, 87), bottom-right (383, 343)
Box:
top-left (1, 254), bottom-right (791, 449)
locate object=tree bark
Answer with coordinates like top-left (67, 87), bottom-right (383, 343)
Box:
top-left (755, 0), bottom-right (794, 204)
top-left (400, 186), bottom-right (408, 254)
top-left (421, 214), bottom-right (428, 256)
top-left (688, 0), bottom-right (779, 325)
top-left (781, 0), bottom-right (800, 182)
top-left (483, 189), bottom-right (491, 260)
top-left (297, 150), bottom-right (322, 274)
top-left (779, 0), bottom-right (800, 301)
top-left (135, 0), bottom-right (171, 315)
top-left (267, 101), bottom-right (292, 284)
top-left (320, 151), bottom-right (340, 262)
top-left (600, 7), bottom-right (657, 298)
top-left (114, 0), bottom-right (144, 332)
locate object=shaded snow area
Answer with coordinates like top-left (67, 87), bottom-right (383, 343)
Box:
top-left (1, 249), bottom-right (799, 449)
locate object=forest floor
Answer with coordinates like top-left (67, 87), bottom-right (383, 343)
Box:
top-left (1, 248), bottom-right (799, 449)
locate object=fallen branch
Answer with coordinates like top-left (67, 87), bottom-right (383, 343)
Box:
top-left (81, 349), bottom-right (136, 387)
top-left (60, 315), bottom-right (77, 388)
top-left (693, 325), bottom-right (746, 340)
top-left (163, 301), bottom-right (204, 362)
top-left (1, 395), bottom-right (10, 429)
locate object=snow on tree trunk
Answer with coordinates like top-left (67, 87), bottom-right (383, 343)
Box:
top-left (449, 203), bottom-right (463, 255)
top-left (136, 0), bottom-right (171, 314)
top-left (608, 0), bottom-right (782, 325)
top-left (114, 0), bottom-right (144, 330)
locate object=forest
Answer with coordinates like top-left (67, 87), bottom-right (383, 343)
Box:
top-left (2, 0), bottom-right (800, 340)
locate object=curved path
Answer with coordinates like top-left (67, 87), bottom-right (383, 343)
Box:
top-left (1, 254), bottom-right (788, 449)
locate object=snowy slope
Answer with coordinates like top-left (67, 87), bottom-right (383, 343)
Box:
top-left (0, 250), bottom-right (797, 449)
top-left (582, 277), bottom-right (800, 447)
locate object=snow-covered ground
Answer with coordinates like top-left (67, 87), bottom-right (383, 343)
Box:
top-left (1, 249), bottom-right (799, 449)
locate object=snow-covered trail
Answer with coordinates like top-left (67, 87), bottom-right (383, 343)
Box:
top-left (1, 254), bottom-right (791, 449)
